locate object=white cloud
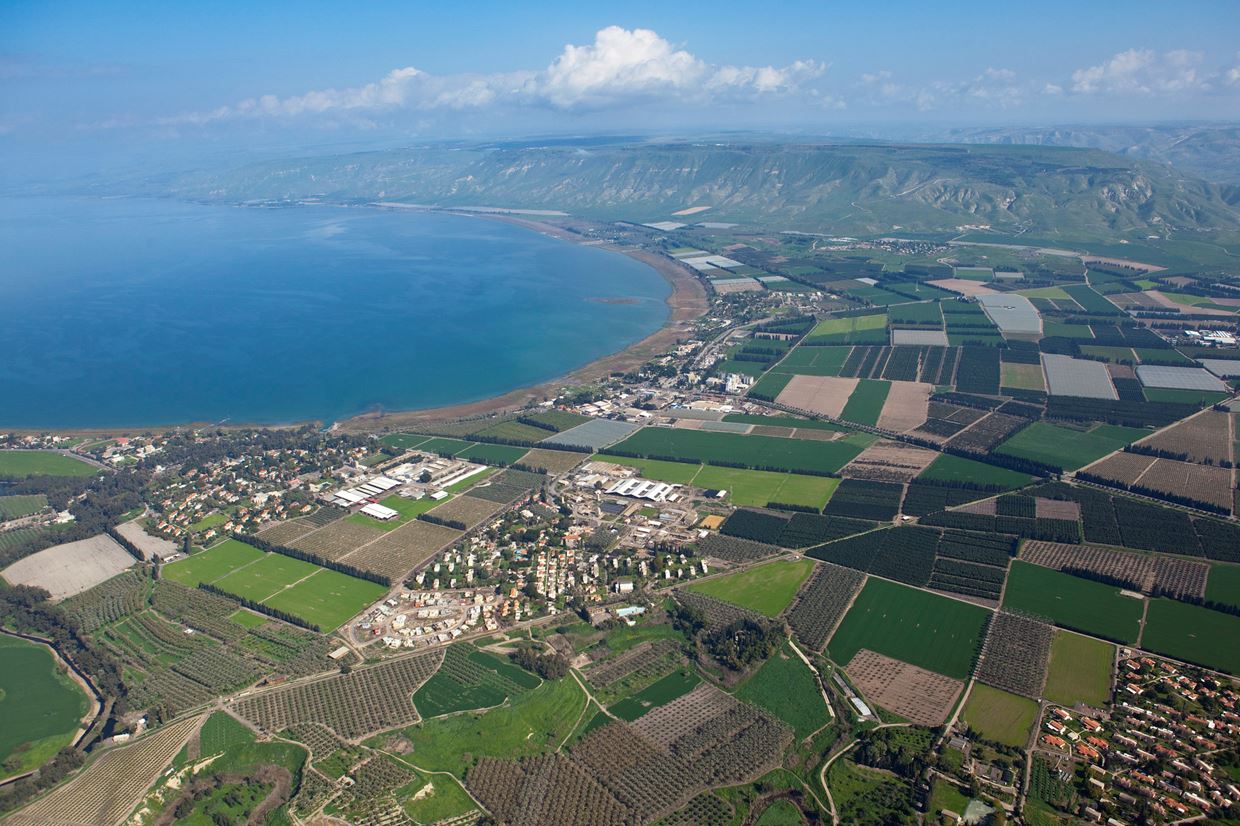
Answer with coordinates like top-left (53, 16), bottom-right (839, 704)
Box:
top-left (1070, 48), bottom-right (1207, 94)
top-left (858, 67), bottom-right (1024, 110)
top-left (164, 26), bottom-right (823, 125)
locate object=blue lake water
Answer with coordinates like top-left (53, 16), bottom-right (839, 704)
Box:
top-left (0, 197), bottom-right (670, 427)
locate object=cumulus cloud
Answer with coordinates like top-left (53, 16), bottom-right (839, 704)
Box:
top-left (164, 26), bottom-right (823, 125)
top-left (1070, 48), bottom-right (1207, 94)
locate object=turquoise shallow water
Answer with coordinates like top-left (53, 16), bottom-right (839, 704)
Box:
top-left (0, 197), bottom-right (669, 427)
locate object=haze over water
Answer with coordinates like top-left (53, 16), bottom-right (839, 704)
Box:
top-left (0, 197), bottom-right (669, 428)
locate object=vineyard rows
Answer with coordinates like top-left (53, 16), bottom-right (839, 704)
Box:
top-left (694, 534), bottom-right (781, 563)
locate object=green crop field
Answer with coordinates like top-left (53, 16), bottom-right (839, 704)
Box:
top-left (599, 456), bottom-right (701, 484)
top-left (414, 646), bottom-right (539, 718)
top-left (1001, 362), bottom-right (1046, 391)
top-left (1002, 562), bottom-right (1143, 643)
top-left (162, 539), bottom-right (265, 587)
top-left (686, 558), bottom-right (815, 617)
top-left (748, 371), bottom-right (793, 400)
top-left (996, 422), bottom-right (1148, 470)
top-left (1017, 286), bottom-right (1073, 300)
top-left (1142, 387), bottom-right (1228, 406)
top-left (771, 345), bottom-right (852, 376)
top-left (229, 609), bottom-right (267, 629)
top-left (212, 552), bottom-right (322, 603)
top-left (1041, 321), bottom-right (1093, 339)
top-left (0, 635), bottom-right (89, 780)
top-left (827, 579), bottom-right (990, 679)
top-left (379, 433), bottom-right (431, 450)
top-left (733, 641), bottom-right (831, 738)
top-left (917, 454), bottom-right (1032, 490)
top-left (0, 450), bottom-right (97, 477)
top-left (1062, 285), bottom-right (1119, 314)
top-left (0, 494), bottom-right (48, 520)
top-left (377, 675), bottom-right (587, 777)
top-left (961, 683), bottom-right (1038, 747)
top-left (609, 668), bottom-right (701, 721)
top-left (262, 568), bottom-right (386, 631)
top-left (457, 442), bottom-right (531, 465)
top-left (1141, 599), bottom-right (1240, 675)
top-left (806, 313), bottom-right (887, 343)
top-left (607, 428), bottom-right (869, 476)
top-left (415, 437), bottom-right (473, 456)
top-left (839, 379), bottom-right (891, 426)
top-left (1043, 630), bottom-right (1113, 707)
top-left (1206, 565), bottom-right (1240, 611)
top-left (1078, 345), bottom-right (1136, 363)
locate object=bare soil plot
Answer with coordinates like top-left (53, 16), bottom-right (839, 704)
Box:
top-left (1021, 541), bottom-right (1208, 601)
top-left (876, 380), bottom-right (932, 433)
top-left (1, 534), bottom-right (135, 601)
top-left (1146, 290), bottom-right (1234, 317)
top-left (1034, 498), bottom-right (1081, 521)
top-left (775, 375), bottom-right (859, 418)
top-left (1106, 362), bottom-right (1137, 380)
top-left (113, 521), bottom-right (177, 561)
top-left (842, 440), bottom-right (938, 483)
top-left (1136, 410), bottom-right (1233, 464)
top-left (290, 519), bottom-right (386, 561)
top-left (1108, 292), bottom-right (1165, 311)
top-left (339, 519), bottom-right (463, 581)
top-left (519, 448), bottom-right (588, 475)
top-left (1085, 451), bottom-right (1157, 484)
top-left (426, 495), bottom-right (504, 529)
top-left (9, 714), bottom-right (203, 826)
top-left (947, 412), bottom-right (1030, 453)
top-left (1143, 458), bottom-right (1234, 513)
top-left (792, 428), bottom-right (845, 441)
top-left (927, 279), bottom-right (998, 297)
top-left (845, 649), bottom-right (964, 726)
top-left (750, 424), bottom-right (796, 438)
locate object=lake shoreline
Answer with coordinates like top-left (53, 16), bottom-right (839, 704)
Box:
top-left (1, 205), bottom-right (708, 435)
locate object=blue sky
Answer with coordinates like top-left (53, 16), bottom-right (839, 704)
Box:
top-left (3, 0), bottom-right (1240, 178)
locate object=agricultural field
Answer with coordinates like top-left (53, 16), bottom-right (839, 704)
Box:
top-left (846, 649), bottom-right (964, 726)
top-left (1042, 631), bottom-right (1115, 707)
top-left (0, 635), bottom-right (89, 780)
top-left (974, 611), bottom-right (1053, 699)
top-left (916, 454), bottom-right (1032, 490)
top-left (0, 450), bottom-right (97, 477)
top-left (413, 645), bottom-right (539, 717)
top-left (805, 312), bottom-right (888, 345)
top-left (606, 427), bottom-right (870, 476)
top-left (732, 641), bottom-right (831, 738)
top-left (600, 455), bottom-right (841, 510)
top-left (1141, 599), bottom-right (1240, 675)
top-left (1002, 561), bottom-right (1142, 644)
top-left (0, 494), bottom-right (48, 520)
top-left (1, 533), bottom-right (137, 601)
top-left (996, 421), bottom-right (1148, 470)
top-left (839, 379), bottom-right (891, 426)
top-left (1001, 362), bottom-right (1046, 391)
top-left (960, 683), bottom-right (1038, 748)
top-left (827, 578), bottom-right (990, 680)
top-left (785, 562), bottom-right (867, 651)
top-left (161, 538), bottom-right (264, 587)
top-left (346, 493), bottom-right (439, 530)
top-left (609, 667), bottom-right (701, 721)
top-left (1135, 409), bottom-right (1233, 464)
top-left (1206, 564), bottom-right (1240, 610)
top-left (685, 558), bottom-right (814, 617)
top-left (770, 345), bottom-right (851, 376)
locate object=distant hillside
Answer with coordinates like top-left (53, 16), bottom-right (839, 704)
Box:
top-left (147, 142), bottom-right (1240, 241)
top-left (943, 124), bottom-right (1240, 186)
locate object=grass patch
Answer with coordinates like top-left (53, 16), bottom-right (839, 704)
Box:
top-left (839, 379), bottom-right (891, 426)
top-left (917, 454), bottom-right (1032, 490)
top-left (161, 539), bottom-right (266, 587)
top-left (1141, 599), bottom-right (1240, 675)
top-left (733, 641), bottom-right (831, 738)
top-left (827, 578), bottom-right (989, 680)
top-left (996, 421), bottom-right (1148, 471)
top-left (1043, 630), bottom-right (1113, 707)
top-left (772, 346), bottom-right (852, 376)
top-left (1002, 561), bottom-right (1142, 644)
top-left (805, 313), bottom-right (888, 345)
top-left (685, 558), bottom-right (815, 617)
top-left (1142, 387), bottom-right (1228, 406)
top-left (0, 450), bottom-right (97, 477)
top-left (262, 568), bottom-right (386, 632)
top-left (346, 493), bottom-right (441, 531)
top-left (961, 683), bottom-right (1038, 747)
top-left (228, 609), bottom-right (267, 630)
top-left (0, 494), bottom-right (48, 520)
top-left (609, 668), bottom-right (701, 721)
top-left (607, 428), bottom-right (867, 476)
top-left (1001, 362), bottom-right (1046, 391)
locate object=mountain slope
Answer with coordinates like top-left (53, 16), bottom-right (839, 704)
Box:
top-left (149, 142), bottom-right (1240, 240)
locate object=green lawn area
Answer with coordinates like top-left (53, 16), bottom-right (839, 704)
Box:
top-left (189, 511), bottom-right (228, 532)
top-left (212, 552), bottom-right (322, 603)
top-left (162, 539), bottom-right (265, 587)
top-left (917, 454), bottom-right (1032, 490)
top-left (685, 558), bottom-right (815, 617)
top-left (1043, 630), bottom-right (1113, 707)
top-left (413, 647), bottom-right (538, 718)
top-left (263, 568), bottom-right (386, 632)
top-left (996, 421), bottom-right (1149, 470)
top-left (928, 779), bottom-right (971, 820)
top-left (609, 668), bottom-right (701, 721)
top-left (1017, 286), bottom-right (1073, 300)
top-left (771, 345), bottom-right (852, 376)
top-left (1141, 599), bottom-right (1240, 675)
top-left (228, 609), bottom-right (267, 630)
top-left (755, 799), bottom-right (804, 825)
top-left (376, 676), bottom-right (587, 777)
top-left (839, 379), bottom-right (891, 426)
top-left (733, 641), bottom-right (831, 738)
top-left (0, 494), bottom-right (48, 520)
top-left (808, 313), bottom-right (887, 338)
top-left (346, 493), bottom-right (442, 531)
top-left (598, 455), bottom-right (703, 485)
top-left (1002, 561), bottom-right (1143, 644)
top-left (1206, 564), bottom-right (1240, 611)
top-left (827, 578), bottom-right (990, 680)
top-left (961, 683), bottom-right (1038, 747)
top-left (399, 768), bottom-right (479, 824)
top-left (379, 433), bottom-right (431, 450)
top-left (456, 442), bottom-right (531, 465)
top-left (0, 635), bottom-right (89, 780)
top-left (0, 450), bottom-right (97, 477)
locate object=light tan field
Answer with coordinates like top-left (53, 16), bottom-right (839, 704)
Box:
top-left (876, 380), bottom-right (932, 433)
top-left (843, 440), bottom-right (938, 482)
top-left (847, 649), bottom-right (964, 726)
top-left (775, 375), bottom-right (859, 418)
